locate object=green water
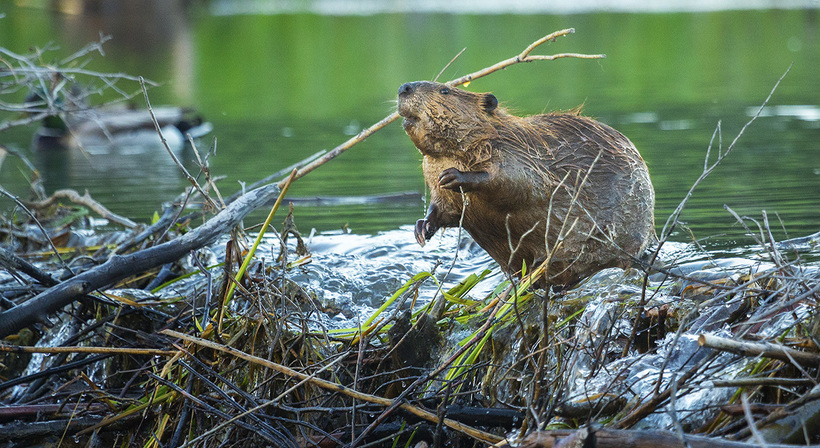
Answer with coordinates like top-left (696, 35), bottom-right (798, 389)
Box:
top-left (1, 5), bottom-right (819, 248)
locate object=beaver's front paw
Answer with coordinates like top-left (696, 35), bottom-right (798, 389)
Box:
top-left (414, 202), bottom-right (444, 246)
top-left (438, 168), bottom-right (490, 192)
top-left (438, 168), bottom-right (462, 190)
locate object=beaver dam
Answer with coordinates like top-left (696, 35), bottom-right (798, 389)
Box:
top-left (2, 30), bottom-right (820, 448)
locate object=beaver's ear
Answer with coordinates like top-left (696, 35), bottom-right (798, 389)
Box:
top-left (481, 94), bottom-right (498, 113)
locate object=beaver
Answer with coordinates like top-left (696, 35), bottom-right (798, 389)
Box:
top-left (397, 81), bottom-right (655, 286)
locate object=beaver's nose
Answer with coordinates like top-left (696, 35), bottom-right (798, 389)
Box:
top-left (398, 82), bottom-right (419, 96)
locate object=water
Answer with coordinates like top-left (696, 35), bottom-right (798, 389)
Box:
top-left (1, 4), bottom-right (819, 250)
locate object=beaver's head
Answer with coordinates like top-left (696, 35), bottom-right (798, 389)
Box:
top-left (398, 81), bottom-right (499, 156)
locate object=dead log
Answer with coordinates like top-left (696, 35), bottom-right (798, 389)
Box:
top-left (0, 183), bottom-right (280, 338)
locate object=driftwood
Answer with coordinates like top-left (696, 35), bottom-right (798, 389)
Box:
top-left (512, 427), bottom-right (820, 448)
top-left (0, 183), bottom-right (280, 338)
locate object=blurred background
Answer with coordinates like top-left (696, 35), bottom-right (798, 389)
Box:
top-left (1, 0), bottom-right (819, 248)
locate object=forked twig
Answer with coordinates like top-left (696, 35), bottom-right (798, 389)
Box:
top-left (621, 64), bottom-right (793, 357)
top-left (614, 67), bottom-right (792, 430)
top-left (447, 28), bottom-right (605, 88)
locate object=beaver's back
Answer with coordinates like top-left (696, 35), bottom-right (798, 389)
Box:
top-left (464, 112), bottom-right (656, 284)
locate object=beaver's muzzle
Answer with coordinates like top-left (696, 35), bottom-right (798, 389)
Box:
top-left (398, 82), bottom-right (423, 97)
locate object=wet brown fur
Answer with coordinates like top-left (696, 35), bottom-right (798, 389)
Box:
top-left (398, 81), bottom-right (656, 286)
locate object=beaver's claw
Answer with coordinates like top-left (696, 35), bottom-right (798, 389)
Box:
top-left (414, 220), bottom-right (427, 246)
top-left (414, 218), bottom-right (438, 247)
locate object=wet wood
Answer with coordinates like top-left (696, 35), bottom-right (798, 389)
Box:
top-left (0, 343), bottom-right (177, 357)
top-left (0, 403), bottom-right (109, 419)
top-left (0, 414), bottom-right (144, 442)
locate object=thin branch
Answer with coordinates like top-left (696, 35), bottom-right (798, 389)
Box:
top-left (58, 33), bottom-right (112, 65)
top-left (139, 77), bottom-right (220, 212)
top-left (447, 29), bottom-right (605, 88)
top-left (660, 65), bottom-right (791, 239)
top-left (0, 186), bottom-right (74, 276)
top-left (742, 393), bottom-right (769, 448)
top-left (434, 47), bottom-right (467, 82)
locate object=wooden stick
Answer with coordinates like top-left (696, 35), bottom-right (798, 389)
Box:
top-left (0, 343), bottom-right (177, 357)
top-left (712, 377), bottom-right (815, 388)
top-left (448, 28), bottom-right (604, 88)
top-left (159, 329), bottom-right (505, 445)
top-left (698, 334), bottom-right (820, 367)
top-left (277, 112), bottom-right (399, 189)
top-left (277, 28), bottom-right (603, 190)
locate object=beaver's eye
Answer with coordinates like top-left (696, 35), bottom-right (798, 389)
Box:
top-left (440, 87), bottom-right (450, 95)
